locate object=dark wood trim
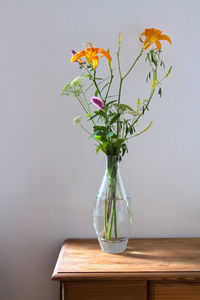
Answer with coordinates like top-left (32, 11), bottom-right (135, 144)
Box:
top-left (52, 272), bottom-right (200, 282)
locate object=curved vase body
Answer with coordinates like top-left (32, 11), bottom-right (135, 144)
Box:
top-left (93, 155), bottom-right (132, 253)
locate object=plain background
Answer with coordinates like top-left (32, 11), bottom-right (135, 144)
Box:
top-left (1, 0), bottom-right (200, 299)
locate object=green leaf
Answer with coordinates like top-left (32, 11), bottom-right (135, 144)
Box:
top-left (88, 130), bottom-right (100, 139)
top-left (109, 113), bottom-right (121, 125)
top-left (84, 82), bottom-right (94, 93)
top-left (108, 112), bottom-right (116, 118)
top-left (132, 121), bottom-right (153, 138)
top-left (114, 104), bottom-right (138, 117)
top-left (107, 95), bottom-right (118, 98)
top-left (95, 131), bottom-right (106, 138)
top-left (121, 143), bottom-right (128, 156)
top-left (101, 82), bottom-right (109, 92)
top-left (85, 74), bottom-right (93, 80)
top-left (99, 142), bottom-right (108, 154)
top-left (89, 110), bottom-right (106, 121)
top-left (129, 126), bottom-right (133, 135)
top-left (96, 110), bottom-right (107, 118)
top-left (93, 126), bottom-right (107, 132)
top-left (96, 146), bottom-right (101, 154)
top-left (146, 72), bottom-right (151, 83)
top-left (95, 90), bottom-right (98, 97)
top-left (106, 131), bottom-right (114, 137)
top-left (106, 100), bottom-right (117, 107)
top-left (88, 113), bottom-right (98, 121)
top-left (137, 98), bottom-right (141, 113)
top-left (163, 65), bottom-right (172, 79)
top-left (158, 87), bottom-right (162, 97)
top-left (95, 136), bottom-right (107, 142)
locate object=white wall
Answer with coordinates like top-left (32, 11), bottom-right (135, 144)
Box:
top-left (1, 0), bottom-right (200, 299)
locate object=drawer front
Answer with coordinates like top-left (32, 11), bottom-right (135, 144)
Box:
top-left (63, 281), bottom-right (146, 300)
top-left (151, 282), bottom-right (200, 300)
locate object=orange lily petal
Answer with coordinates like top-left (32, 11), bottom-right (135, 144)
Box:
top-left (71, 51), bottom-right (85, 63)
top-left (155, 40), bottom-right (161, 51)
top-left (92, 56), bottom-right (99, 69)
top-left (139, 32), bottom-right (146, 42)
top-left (160, 34), bottom-right (172, 45)
top-left (97, 48), bottom-right (112, 61)
top-left (85, 55), bottom-right (93, 65)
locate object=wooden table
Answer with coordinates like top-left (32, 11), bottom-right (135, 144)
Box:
top-left (51, 238), bottom-right (200, 300)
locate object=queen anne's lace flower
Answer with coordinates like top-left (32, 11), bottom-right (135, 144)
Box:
top-left (73, 115), bottom-right (82, 127)
top-left (62, 76), bottom-right (84, 97)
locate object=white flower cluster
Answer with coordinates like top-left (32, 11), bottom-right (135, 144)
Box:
top-left (73, 115), bottom-right (82, 127)
top-left (62, 76), bottom-right (84, 97)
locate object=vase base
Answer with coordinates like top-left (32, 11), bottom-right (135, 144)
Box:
top-left (98, 237), bottom-right (128, 253)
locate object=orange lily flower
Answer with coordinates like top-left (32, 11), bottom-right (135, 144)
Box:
top-left (140, 28), bottom-right (171, 51)
top-left (71, 43), bottom-right (112, 69)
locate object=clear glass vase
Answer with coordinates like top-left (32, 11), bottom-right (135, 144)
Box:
top-left (93, 155), bottom-right (132, 253)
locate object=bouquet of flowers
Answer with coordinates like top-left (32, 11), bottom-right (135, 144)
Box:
top-left (62, 28), bottom-right (172, 253)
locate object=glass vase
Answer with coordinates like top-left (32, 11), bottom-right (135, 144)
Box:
top-left (93, 155), bottom-right (132, 253)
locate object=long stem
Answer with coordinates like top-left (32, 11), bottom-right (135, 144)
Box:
top-left (116, 45), bottom-right (144, 138)
top-left (93, 70), bottom-right (104, 102)
top-left (76, 95), bottom-right (88, 114)
top-left (117, 78), bottom-right (123, 137)
top-left (132, 69), bottom-right (157, 128)
top-left (105, 62), bottom-right (113, 102)
top-left (107, 158), bottom-right (118, 240)
top-left (108, 202), bottom-right (114, 239)
top-left (116, 39), bottom-right (123, 137)
top-left (104, 200), bottom-right (108, 239)
top-left (79, 123), bottom-right (92, 135)
top-left (113, 197), bottom-right (117, 239)
top-left (122, 48), bottom-right (144, 80)
top-left (81, 91), bottom-right (96, 126)
top-left (81, 91), bottom-right (90, 113)
top-left (117, 173), bottom-right (132, 224)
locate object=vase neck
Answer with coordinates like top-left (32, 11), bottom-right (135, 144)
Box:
top-left (106, 155), bottom-right (120, 171)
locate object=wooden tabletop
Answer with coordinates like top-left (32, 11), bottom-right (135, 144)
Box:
top-left (52, 238), bottom-right (200, 281)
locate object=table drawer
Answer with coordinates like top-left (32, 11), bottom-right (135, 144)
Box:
top-left (63, 281), bottom-right (146, 300)
top-left (151, 281), bottom-right (200, 300)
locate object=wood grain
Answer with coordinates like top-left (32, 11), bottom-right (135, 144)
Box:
top-left (52, 239), bottom-right (200, 300)
top-left (52, 238), bottom-right (200, 278)
top-left (63, 281), bottom-right (146, 300)
top-left (150, 281), bottom-right (200, 300)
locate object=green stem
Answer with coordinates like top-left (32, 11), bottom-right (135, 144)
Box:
top-left (81, 91), bottom-right (90, 113)
top-left (122, 48), bottom-right (144, 80)
top-left (81, 64), bottom-right (93, 76)
top-left (84, 82), bottom-right (94, 93)
top-left (113, 198), bottom-right (117, 239)
top-left (108, 198), bottom-right (117, 240)
top-left (108, 203), bottom-right (114, 239)
top-left (107, 157), bottom-right (118, 240)
top-left (93, 70), bottom-right (104, 102)
top-left (117, 78), bottom-right (123, 137)
top-left (81, 92), bottom-right (95, 126)
top-left (105, 62), bottom-right (113, 102)
top-left (132, 69), bottom-right (157, 128)
top-left (117, 173), bottom-right (132, 224)
top-left (79, 123), bottom-right (92, 136)
top-left (76, 95), bottom-right (88, 114)
top-left (104, 200), bottom-right (108, 239)
top-left (116, 46), bottom-right (144, 138)
top-left (116, 42), bottom-right (123, 138)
